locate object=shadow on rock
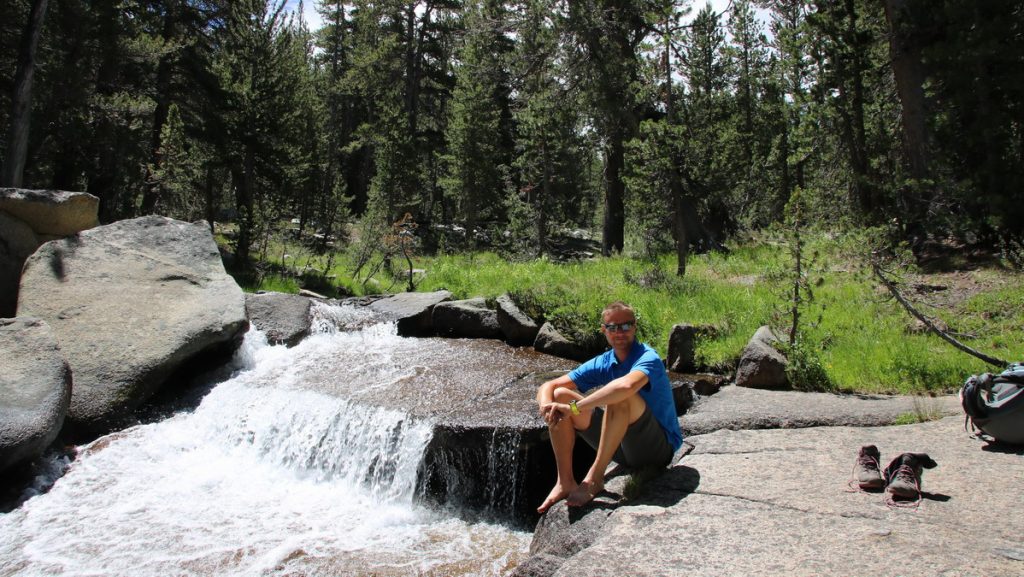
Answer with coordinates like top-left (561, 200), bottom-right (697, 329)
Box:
top-left (980, 441), bottom-right (1024, 455)
top-left (629, 464), bottom-right (701, 508)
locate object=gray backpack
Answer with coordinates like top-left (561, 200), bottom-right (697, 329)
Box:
top-left (960, 363), bottom-right (1024, 445)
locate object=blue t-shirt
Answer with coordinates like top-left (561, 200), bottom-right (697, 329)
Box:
top-left (568, 342), bottom-right (684, 451)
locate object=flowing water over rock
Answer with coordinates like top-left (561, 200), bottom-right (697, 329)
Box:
top-left (0, 303), bottom-right (572, 577)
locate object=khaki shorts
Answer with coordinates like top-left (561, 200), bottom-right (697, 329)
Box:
top-left (577, 405), bottom-right (673, 468)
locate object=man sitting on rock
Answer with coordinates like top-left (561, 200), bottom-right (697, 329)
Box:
top-left (536, 301), bottom-right (683, 513)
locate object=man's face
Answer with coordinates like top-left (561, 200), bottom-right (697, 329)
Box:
top-left (601, 308), bottom-right (636, 350)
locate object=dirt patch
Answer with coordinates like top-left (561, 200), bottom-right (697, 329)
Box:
top-left (904, 269), bottom-right (1011, 310)
top-left (915, 237), bottom-right (1006, 273)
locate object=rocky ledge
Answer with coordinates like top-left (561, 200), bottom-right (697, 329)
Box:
top-left (513, 393), bottom-right (1023, 577)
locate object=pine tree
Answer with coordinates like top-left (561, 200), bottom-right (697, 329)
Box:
top-left (210, 0), bottom-right (313, 263)
top-left (724, 0), bottom-right (771, 227)
top-left (563, 0), bottom-right (657, 256)
top-left (508, 0), bottom-right (594, 256)
top-left (1, 0), bottom-right (48, 187)
top-left (442, 0), bottom-right (514, 247)
top-left (148, 103), bottom-right (205, 221)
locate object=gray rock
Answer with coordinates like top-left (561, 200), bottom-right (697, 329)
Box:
top-left (0, 188), bottom-right (99, 237)
top-left (17, 215), bottom-right (248, 435)
top-left (0, 211), bottom-right (40, 317)
top-left (682, 385), bottom-right (961, 435)
top-left (245, 292), bottom-right (312, 347)
top-left (507, 553), bottom-right (564, 577)
top-left (669, 376), bottom-right (697, 416)
top-left (690, 373), bottom-right (728, 396)
top-left (529, 500), bottom-right (615, 558)
top-left (735, 325), bottom-right (789, 389)
top-left (497, 294), bottom-right (540, 346)
top-left (364, 290), bottom-right (452, 336)
top-left (666, 324), bottom-right (698, 372)
top-left (534, 322), bottom-right (596, 362)
top-left (431, 297), bottom-right (502, 339)
top-left (0, 318), bottom-right (71, 472)
top-left (549, 417), bottom-right (1024, 577)
top-left (517, 465), bottom-right (659, 576)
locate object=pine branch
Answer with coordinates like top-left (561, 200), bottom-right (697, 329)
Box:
top-left (872, 262), bottom-right (1007, 368)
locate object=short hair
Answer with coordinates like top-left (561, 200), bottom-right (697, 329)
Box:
top-left (602, 301), bottom-right (635, 320)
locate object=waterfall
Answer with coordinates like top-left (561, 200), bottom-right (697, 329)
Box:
top-left (0, 305), bottom-right (532, 577)
top-left (483, 428), bottom-right (525, 517)
top-left (198, 378), bottom-right (433, 504)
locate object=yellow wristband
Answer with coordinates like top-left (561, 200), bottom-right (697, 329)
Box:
top-left (569, 400), bottom-right (580, 415)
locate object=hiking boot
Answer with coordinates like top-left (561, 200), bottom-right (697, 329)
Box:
top-left (884, 452), bottom-right (938, 499)
top-left (854, 445), bottom-right (884, 490)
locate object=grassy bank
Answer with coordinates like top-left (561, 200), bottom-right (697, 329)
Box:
top-left (223, 228), bottom-right (1024, 395)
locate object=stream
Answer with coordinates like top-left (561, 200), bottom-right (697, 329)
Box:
top-left (0, 303), bottom-right (543, 577)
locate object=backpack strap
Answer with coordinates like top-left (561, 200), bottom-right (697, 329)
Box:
top-left (995, 363), bottom-right (1024, 384)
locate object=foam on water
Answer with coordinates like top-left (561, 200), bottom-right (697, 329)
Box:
top-left (0, 305), bottom-right (530, 577)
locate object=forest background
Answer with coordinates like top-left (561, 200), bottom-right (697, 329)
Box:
top-left (2, 0), bottom-right (1023, 395)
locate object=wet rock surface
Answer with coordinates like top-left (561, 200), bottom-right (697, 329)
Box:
top-left (361, 290), bottom-right (452, 336)
top-left (244, 291), bottom-right (313, 347)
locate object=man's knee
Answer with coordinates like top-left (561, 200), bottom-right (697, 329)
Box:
top-left (607, 394), bottom-right (647, 424)
top-left (552, 386), bottom-right (580, 402)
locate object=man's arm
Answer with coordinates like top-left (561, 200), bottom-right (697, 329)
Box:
top-left (572, 370), bottom-right (648, 413)
top-left (537, 373), bottom-right (576, 405)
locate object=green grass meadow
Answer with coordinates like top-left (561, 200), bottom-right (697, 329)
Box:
top-left (226, 228), bottom-right (1024, 396)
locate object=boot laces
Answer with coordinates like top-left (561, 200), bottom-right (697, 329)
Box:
top-left (845, 451), bottom-right (881, 493)
top-left (885, 464), bottom-right (922, 509)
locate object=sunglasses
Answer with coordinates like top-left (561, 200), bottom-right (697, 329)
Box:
top-left (602, 322), bottom-right (635, 333)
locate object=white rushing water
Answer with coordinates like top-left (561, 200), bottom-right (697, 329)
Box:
top-left (0, 304), bottom-right (530, 577)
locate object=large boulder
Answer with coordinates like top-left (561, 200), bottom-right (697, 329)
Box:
top-left (533, 322), bottom-right (599, 362)
top-left (734, 325), bottom-right (790, 389)
top-left (245, 292), bottom-right (313, 347)
top-left (17, 216), bottom-right (248, 435)
top-left (0, 211), bottom-right (39, 317)
top-left (497, 294), bottom-right (540, 346)
top-left (0, 188), bottom-right (99, 238)
top-left (431, 297), bottom-right (503, 339)
top-left (363, 290), bottom-right (452, 336)
top-left (0, 318), bottom-right (71, 473)
top-left (666, 323), bottom-right (699, 372)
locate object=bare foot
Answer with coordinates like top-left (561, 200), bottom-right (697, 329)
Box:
top-left (566, 480), bottom-right (604, 507)
top-left (537, 483), bottom-right (577, 514)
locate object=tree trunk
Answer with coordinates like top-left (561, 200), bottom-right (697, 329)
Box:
top-left (845, 0), bottom-right (872, 218)
top-left (883, 0), bottom-right (933, 238)
top-left (664, 18), bottom-right (687, 276)
top-left (203, 165), bottom-right (216, 234)
top-left (233, 149), bottom-right (256, 264)
top-left (671, 176), bottom-right (689, 277)
top-left (538, 132), bottom-right (550, 258)
top-left (87, 0), bottom-right (125, 222)
top-left (602, 126), bottom-right (626, 256)
top-left (141, 6), bottom-right (180, 215)
top-left (1, 0), bottom-right (49, 187)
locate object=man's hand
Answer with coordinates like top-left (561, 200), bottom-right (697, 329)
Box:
top-left (539, 401), bottom-right (571, 425)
